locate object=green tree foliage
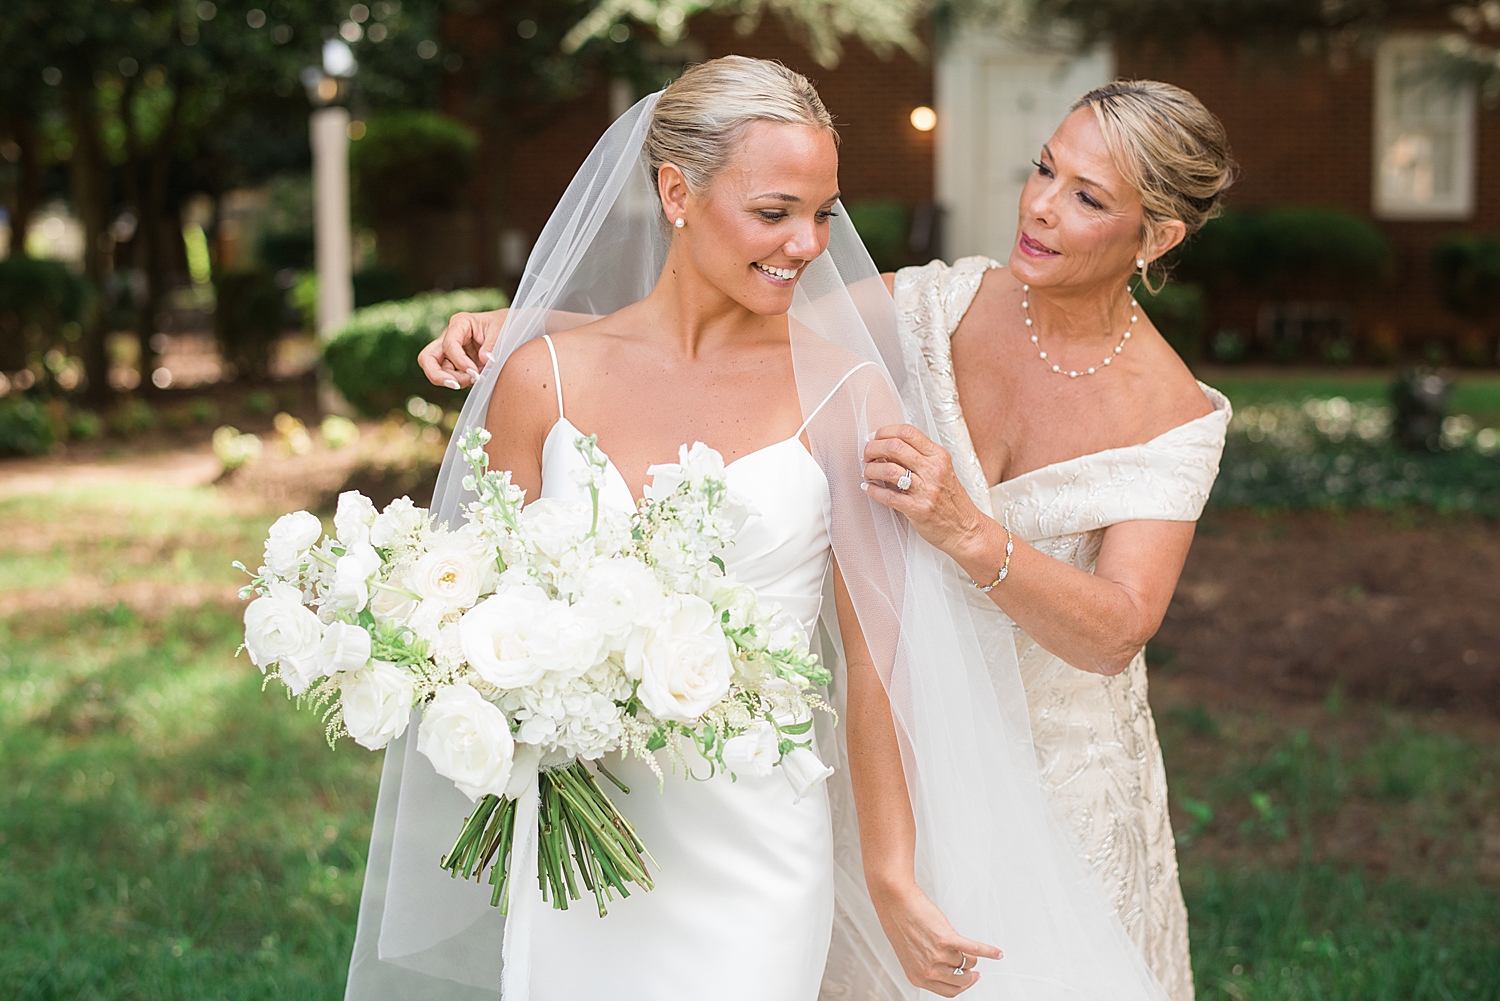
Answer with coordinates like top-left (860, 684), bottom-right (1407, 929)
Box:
top-left (350, 111), bottom-right (478, 225)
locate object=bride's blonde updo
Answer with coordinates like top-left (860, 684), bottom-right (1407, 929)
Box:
top-left (646, 55), bottom-right (838, 194)
top-left (1071, 80), bottom-right (1236, 288)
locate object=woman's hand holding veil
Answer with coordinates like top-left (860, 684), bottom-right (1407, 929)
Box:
top-left (860, 424), bottom-right (988, 556)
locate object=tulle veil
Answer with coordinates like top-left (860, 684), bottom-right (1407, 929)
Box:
top-left (343, 91), bottom-right (1169, 1001)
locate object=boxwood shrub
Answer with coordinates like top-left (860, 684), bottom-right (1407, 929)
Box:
top-left (322, 288), bottom-right (507, 417)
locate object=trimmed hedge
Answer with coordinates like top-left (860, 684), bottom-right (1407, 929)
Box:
top-left (0, 258), bottom-right (88, 371)
top-left (323, 288), bottom-right (507, 417)
top-left (846, 199), bottom-right (910, 273)
top-left (0, 395), bottom-right (56, 457)
top-left (1432, 234), bottom-right (1500, 323)
top-left (1173, 206), bottom-right (1393, 294)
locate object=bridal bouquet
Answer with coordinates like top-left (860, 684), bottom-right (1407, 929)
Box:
top-left (236, 428), bottom-right (833, 917)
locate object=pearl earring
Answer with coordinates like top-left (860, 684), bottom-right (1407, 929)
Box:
top-left (674, 217), bottom-right (685, 229)
top-left (1137, 258), bottom-right (1146, 269)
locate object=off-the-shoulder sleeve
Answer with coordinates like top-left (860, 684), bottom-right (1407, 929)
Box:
top-left (892, 257), bottom-right (1000, 516)
top-left (995, 385), bottom-right (1232, 540)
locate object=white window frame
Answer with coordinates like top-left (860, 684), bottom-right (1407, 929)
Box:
top-left (1373, 34), bottom-right (1477, 220)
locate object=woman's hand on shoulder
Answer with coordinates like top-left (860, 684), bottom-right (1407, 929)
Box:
top-left (418, 308), bottom-right (508, 388)
top-left (867, 877), bottom-right (1001, 997)
top-left (862, 424), bottom-right (987, 559)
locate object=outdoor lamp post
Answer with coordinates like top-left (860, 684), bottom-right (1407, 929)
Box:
top-left (302, 39), bottom-right (357, 414)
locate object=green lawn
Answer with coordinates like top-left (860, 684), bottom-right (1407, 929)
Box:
top-left (1202, 368), bottom-right (1500, 423)
top-left (1, 468), bottom-right (1496, 999)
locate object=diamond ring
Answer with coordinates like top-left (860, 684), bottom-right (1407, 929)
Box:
top-left (953, 953), bottom-right (967, 976)
top-left (895, 468), bottom-right (913, 491)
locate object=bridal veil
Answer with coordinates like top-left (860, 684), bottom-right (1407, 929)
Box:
top-left (344, 91), bottom-right (1170, 1001)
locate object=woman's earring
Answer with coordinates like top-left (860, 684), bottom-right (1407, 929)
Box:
top-left (674, 217), bottom-right (685, 229)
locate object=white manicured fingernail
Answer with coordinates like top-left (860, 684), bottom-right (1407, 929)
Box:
top-left (859, 482), bottom-right (869, 491)
top-left (479, 351), bottom-right (491, 363)
top-left (466, 367), bottom-right (480, 379)
top-left (444, 378), bottom-right (461, 390)
top-left (866, 431), bottom-right (876, 441)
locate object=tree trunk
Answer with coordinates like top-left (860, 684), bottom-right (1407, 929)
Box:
top-left (65, 85), bottom-right (113, 405)
top-left (123, 82), bottom-right (182, 389)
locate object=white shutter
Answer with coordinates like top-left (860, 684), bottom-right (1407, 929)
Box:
top-left (1373, 34), bottom-right (1477, 220)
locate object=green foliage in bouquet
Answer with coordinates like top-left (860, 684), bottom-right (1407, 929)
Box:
top-left (322, 288), bottom-right (508, 417)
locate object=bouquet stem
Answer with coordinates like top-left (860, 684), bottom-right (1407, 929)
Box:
top-left (441, 760), bottom-right (655, 917)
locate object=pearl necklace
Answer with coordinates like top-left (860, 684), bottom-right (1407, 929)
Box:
top-left (1021, 284), bottom-right (1138, 378)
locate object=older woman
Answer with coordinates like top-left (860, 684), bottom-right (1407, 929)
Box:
top-left (417, 79), bottom-right (1232, 998)
top-left (861, 80), bottom-right (1234, 1000)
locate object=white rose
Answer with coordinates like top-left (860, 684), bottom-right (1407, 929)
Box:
top-left (369, 573), bottom-right (418, 624)
top-left (520, 498), bottom-right (593, 561)
top-left (781, 745), bottom-right (834, 803)
top-left (334, 491), bottom-right (378, 547)
top-left (409, 534), bottom-right (491, 609)
top-left (243, 582), bottom-right (323, 689)
top-left (634, 594), bottom-right (733, 723)
top-left (263, 511), bottom-right (323, 578)
top-left (458, 586), bottom-right (553, 688)
top-left (417, 683), bottom-right (516, 801)
top-left (721, 720), bottom-right (778, 779)
top-left (370, 496), bottom-right (427, 548)
top-left (326, 542), bottom-right (383, 613)
top-left (576, 558), bottom-right (666, 650)
top-left (341, 659), bottom-right (415, 750)
top-left (527, 602), bottom-right (607, 680)
top-left (318, 620), bottom-right (372, 676)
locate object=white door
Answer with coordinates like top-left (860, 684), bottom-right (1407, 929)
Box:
top-left (937, 31), bottom-right (1113, 262)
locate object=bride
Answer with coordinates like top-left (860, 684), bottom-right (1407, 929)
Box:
top-left (376, 56), bottom-right (1174, 1000)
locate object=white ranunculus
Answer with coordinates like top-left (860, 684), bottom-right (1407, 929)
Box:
top-left (369, 496), bottom-right (427, 549)
top-left (520, 498), bottom-right (593, 562)
top-left (458, 586), bottom-right (554, 688)
top-left (634, 594), bottom-right (733, 724)
top-left (576, 558), bottom-right (666, 651)
top-left (722, 720), bottom-right (778, 779)
top-left (327, 542), bottom-right (383, 613)
top-left (341, 659), bottom-right (415, 750)
top-left (417, 683), bottom-right (516, 801)
top-left (334, 491), bottom-right (378, 547)
top-left (263, 510), bottom-right (323, 578)
top-left (243, 582), bottom-right (323, 688)
top-left (409, 533), bottom-right (491, 609)
top-left (780, 745), bottom-right (835, 803)
top-left (318, 620), bottom-right (372, 676)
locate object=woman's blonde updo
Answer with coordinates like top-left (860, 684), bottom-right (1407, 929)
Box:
top-left (646, 55), bottom-right (838, 197)
top-left (1071, 80), bottom-right (1236, 289)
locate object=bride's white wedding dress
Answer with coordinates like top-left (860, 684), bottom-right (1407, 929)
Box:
top-left (895, 257), bottom-right (1232, 1001)
top-left (526, 334), bottom-right (841, 1000)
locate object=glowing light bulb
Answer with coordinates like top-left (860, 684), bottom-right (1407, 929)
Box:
top-left (909, 106), bottom-right (937, 132)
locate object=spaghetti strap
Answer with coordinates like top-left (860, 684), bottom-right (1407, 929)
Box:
top-left (541, 334), bottom-right (565, 420)
top-left (794, 362), bottom-right (876, 439)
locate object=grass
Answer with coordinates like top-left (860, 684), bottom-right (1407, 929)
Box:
top-left (0, 483), bottom-right (380, 999)
top-left (1203, 369), bottom-right (1500, 424)
top-left (2, 452), bottom-right (1498, 998)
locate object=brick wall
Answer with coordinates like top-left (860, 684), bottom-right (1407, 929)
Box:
top-left (470, 13), bottom-right (934, 286)
top-left (1119, 37), bottom-right (1500, 359)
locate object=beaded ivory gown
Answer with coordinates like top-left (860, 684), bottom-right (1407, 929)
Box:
top-left (894, 258), bottom-right (1231, 1001)
top-left (525, 335), bottom-right (841, 1000)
